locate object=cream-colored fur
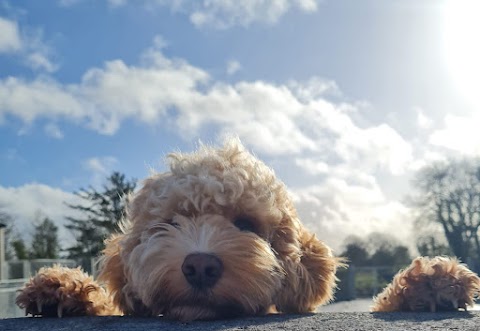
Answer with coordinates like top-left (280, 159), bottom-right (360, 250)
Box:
top-left (372, 256), bottom-right (480, 312)
top-left (16, 138), bottom-right (343, 321)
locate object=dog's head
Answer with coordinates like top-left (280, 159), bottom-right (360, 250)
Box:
top-left (99, 138), bottom-right (341, 321)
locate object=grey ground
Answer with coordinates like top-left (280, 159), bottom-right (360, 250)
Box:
top-left (3, 299), bottom-right (479, 330)
top-left (1, 311), bottom-right (479, 331)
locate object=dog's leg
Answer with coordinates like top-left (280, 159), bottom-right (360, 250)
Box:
top-left (16, 265), bottom-right (117, 317)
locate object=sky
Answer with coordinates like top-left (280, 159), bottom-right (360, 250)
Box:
top-left (1, 0), bottom-right (480, 254)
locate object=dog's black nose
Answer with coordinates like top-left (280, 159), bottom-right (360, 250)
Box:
top-left (182, 253), bottom-right (223, 289)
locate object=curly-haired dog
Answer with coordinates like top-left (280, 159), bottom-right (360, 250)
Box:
top-left (372, 256), bottom-right (480, 312)
top-left (16, 138), bottom-right (343, 321)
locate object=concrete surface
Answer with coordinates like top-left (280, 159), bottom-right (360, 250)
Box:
top-left (1, 312), bottom-right (479, 331)
top-left (317, 298), bottom-right (373, 312)
top-left (0, 287), bottom-right (25, 318)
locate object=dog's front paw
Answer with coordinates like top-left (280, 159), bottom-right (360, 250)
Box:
top-left (16, 265), bottom-right (113, 317)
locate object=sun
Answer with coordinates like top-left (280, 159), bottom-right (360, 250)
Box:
top-left (443, 0), bottom-right (480, 106)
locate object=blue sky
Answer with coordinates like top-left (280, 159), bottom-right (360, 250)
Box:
top-left (1, 0), bottom-right (479, 252)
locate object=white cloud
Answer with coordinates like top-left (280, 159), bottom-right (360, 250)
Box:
top-left (429, 113), bottom-right (480, 155)
top-left (0, 16), bottom-right (57, 72)
top-left (185, 0), bottom-right (321, 29)
top-left (57, 0), bottom-right (82, 6)
top-left (0, 48), bottom-right (314, 153)
top-left (84, 156), bottom-right (119, 188)
top-left (21, 27), bottom-right (58, 73)
top-left (295, 0), bottom-right (318, 12)
top-left (188, 0), bottom-right (292, 28)
top-left (0, 183), bottom-right (79, 248)
top-left (0, 43), bottom-right (413, 165)
top-left (184, 80), bottom-right (318, 154)
top-left (295, 158), bottom-right (329, 176)
top-left (226, 59), bottom-right (241, 75)
top-left (415, 106), bottom-right (433, 129)
top-left (108, 0), bottom-right (127, 7)
top-left (353, 124), bottom-right (413, 176)
top-left (295, 101), bottom-right (413, 175)
top-left (1, 40), bottom-right (419, 250)
top-left (0, 76), bottom-right (86, 124)
top-left (291, 180), bottom-right (412, 252)
top-left (84, 156), bottom-right (118, 175)
top-left (58, 0), bottom-right (321, 29)
top-left (152, 35), bottom-right (168, 50)
top-left (0, 17), bottom-right (21, 53)
top-left (59, 0), bottom-right (126, 7)
top-left (26, 51), bottom-right (58, 73)
top-left (44, 122), bottom-right (64, 139)
top-left (288, 77), bottom-right (340, 101)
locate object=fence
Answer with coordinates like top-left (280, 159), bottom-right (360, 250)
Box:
top-left (335, 265), bottom-right (404, 301)
top-left (0, 279), bottom-right (27, 318)
top-left (2, 259), bottom-right (78, 280)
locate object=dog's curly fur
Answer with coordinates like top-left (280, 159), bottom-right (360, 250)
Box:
top-left (15, 265), bottom-right (119, 317)
top-left (16, 138), bottom-right (343, 321)
top-left (371, 256), bottom-right (480, 312)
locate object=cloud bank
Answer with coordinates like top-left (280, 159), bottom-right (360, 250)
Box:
top-left (0, 38), bottom-right (421, 250)
top-left (59, 0), bottom-right (321, 29)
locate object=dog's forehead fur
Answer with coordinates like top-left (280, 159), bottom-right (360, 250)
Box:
top-left (128, 138), bottom-right (296, 230)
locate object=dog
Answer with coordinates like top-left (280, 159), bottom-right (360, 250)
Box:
top-left (371, 256), bottom-right (480, 312)
top-left (16, 138), bottom-right (343, 321)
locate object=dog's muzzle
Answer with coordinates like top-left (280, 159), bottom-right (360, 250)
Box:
top-left (181, 253), bottom-right (223, 289)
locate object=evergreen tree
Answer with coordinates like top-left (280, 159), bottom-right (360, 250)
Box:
top-left (30, 217), bottom-right (60, 259)
top-left (11, 238), bottom-right (29, 260)
top-left (65, 172), bottom-right (136, 260)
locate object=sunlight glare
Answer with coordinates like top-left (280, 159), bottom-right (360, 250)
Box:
top-left (443, 0), bottom-right (480, 106)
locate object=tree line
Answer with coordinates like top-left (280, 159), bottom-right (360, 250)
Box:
top-left (1, 172), bottom-right (136, 262)
top-left (341, 157), bottom-right (480, 269)
top-left (340, 233), bottom-right (411, 268)
top-left (2, 158), bottom-right (480, 270)
top-left (1, 212), bottom-right (60, 260)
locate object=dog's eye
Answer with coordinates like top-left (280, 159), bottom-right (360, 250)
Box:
top-left (166, 219), bottom-right (180, 228)
top-left (233, 217), bottom-right (256, 233)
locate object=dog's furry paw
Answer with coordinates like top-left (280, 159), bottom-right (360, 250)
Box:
top-left (16, 265), bottom-right (115, 317)
top-left (372, 256), bottom-right (480, 312)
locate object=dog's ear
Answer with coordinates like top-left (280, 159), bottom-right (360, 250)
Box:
top-left (97, 174), bottom-right (171, 316)
top-left (272, 217), bottom-right (343, 313)
top-left (97, 234), bottom-right (128, 312)
top-left (98, 233), bottom-right (152, 316)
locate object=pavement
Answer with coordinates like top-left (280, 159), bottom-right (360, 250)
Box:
top-left (317, 298), bottom-right (373, 312)
top-left (1, 311), bottom-right (480, 331)
top-left (3, 299), bottom-right (480, 330)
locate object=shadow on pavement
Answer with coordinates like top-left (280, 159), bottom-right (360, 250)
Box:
top-left (371, 311), bottom-right (475, 322)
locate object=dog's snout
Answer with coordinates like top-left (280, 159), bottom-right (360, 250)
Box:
top-left (182, 253), bottom-right (223, 289)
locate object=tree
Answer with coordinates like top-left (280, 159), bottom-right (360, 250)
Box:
top-left (11, 238), bottom-right (29, 260)
top-left (0, 211), bottom-right (19, 260)
top-left (416, 234), bottom-right (452, 257)
top-left (411, 158), bottom-right (480, 262)
top-left (366, 233), bottom-right (411, 267)
top-left (340, 235), bottom-right (370, 267)
top-left (65, 172), bottom-right (136, 260)
top-left (30, 217), bottom-right (60, 259)
top-left (339, 233), bottom-right (411, 267)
